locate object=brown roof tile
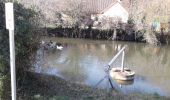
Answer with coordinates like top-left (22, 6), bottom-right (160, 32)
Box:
top-left (55, 0), bottom-right (129, 14)
top-left (83, 0), bottom-right (116, 14)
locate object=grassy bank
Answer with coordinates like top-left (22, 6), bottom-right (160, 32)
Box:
top-left (18, 72), bottom-right (170, 100)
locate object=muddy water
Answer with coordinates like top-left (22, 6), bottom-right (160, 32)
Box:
top-left (34, 37), bottom-right (170, 96)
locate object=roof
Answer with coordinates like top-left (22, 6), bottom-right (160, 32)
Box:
top-left (55, 0), bottom-right (130, 14)
top-left (83, 0), bottom-right (116, 14)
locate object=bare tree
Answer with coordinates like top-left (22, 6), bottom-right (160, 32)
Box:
top-left (129, 0), bottom-right (170, 45)
top-left (64, 0), bottom-right (87, 28)
top-left (98, 16), bottom-right (121, 40)
top-left (20, 0), bottom-right (61, 27)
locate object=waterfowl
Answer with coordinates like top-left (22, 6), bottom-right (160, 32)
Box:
top-left (56, 45), bottom-right (63, 50)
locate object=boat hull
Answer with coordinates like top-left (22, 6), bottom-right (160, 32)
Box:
top-left (109, 67), bottom-right (135, 81)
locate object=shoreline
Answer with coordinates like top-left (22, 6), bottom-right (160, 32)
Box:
top-left (18, 72), bottom-right (170, 100)
top-left (45, 27), bottom-right (170, 45)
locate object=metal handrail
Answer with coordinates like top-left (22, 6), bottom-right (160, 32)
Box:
top-left (106, 45), bottom-right (127, 71)
top-left (94, 45), bottom-right (127, 89)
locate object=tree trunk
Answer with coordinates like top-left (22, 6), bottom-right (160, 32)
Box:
top-left (112, 28), bottom-right (117, 40)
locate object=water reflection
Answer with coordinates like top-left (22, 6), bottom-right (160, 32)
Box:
top-left (34, 37), bottom-right (170, 97)
top-left (115, 80), bottom-right (134, 85)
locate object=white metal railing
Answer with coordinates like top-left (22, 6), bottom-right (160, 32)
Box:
top-left (94, 45), bottom-right (127, 89)
top-left (106, 45), bottom-right (127, 72)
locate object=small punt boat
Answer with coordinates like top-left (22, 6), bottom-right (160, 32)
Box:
top-left (109, 67), bottom-right (135, 81)
top-left (115, 79), bottom-right (134, 85)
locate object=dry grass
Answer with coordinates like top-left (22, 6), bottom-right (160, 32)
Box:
top-left (16, 72), bottom-right (170, 100)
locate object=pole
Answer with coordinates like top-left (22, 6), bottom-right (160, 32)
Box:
top-left (108, 45), bottom-right (127, 66)
top-left (93, 75), bottom-right (107, 89)
top-left (9, 30), bottom-right (16, 100)
top-left (108, 76), bottom-right (114, 89)
top-left (121, 51), bottom-right (125, 72)
top-left (5, 2), bottom-right (16, 100)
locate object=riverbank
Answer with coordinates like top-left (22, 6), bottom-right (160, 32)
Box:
top-left (46, 27), bottom-right (170, 44)
top-left (17, 72), bottom-right (169, 100)
top-left (46, 27), bottom-right (144, 42)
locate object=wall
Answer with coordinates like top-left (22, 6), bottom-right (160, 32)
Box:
top-left (99, 2), bottom-right (128, 23)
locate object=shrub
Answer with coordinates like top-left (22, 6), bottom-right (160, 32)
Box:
top-left (0, 1), bottom-right (41, 99)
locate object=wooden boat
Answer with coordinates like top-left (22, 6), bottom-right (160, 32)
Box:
top-left (115, 79), bottom-right (134, 85)
top-left (109, 67), bottom-right (135, 81)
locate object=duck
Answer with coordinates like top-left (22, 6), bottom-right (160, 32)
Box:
top-left (41, 40), bottom-right (55, 50)
top-left (41, 40), bottom-right (63, 50)
top-left (40, 40), bottom-right (47, 49)
top-left (55, 43), bottom-right (63, 50)
top-left (56, 45), bottom-right (63, 50)
top-left (46, 40), bottom-right (56, 48)
top-left (40, 40), bottom-right (45, 45)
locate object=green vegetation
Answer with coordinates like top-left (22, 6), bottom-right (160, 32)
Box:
top-left (0, 1), bottom-right (40, 99)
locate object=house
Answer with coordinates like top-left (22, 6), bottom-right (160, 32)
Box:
top-left (99, 0), bottom-right (129, 23)
top-left (83, 0), bottom-right (129, 23)
top-left (56, 0), bottom-right (129, 23)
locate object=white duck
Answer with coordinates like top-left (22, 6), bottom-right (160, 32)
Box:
top-left (41, 40), bottom-right (45, 45)
top-left (56, 45), bottom-right (63, 50)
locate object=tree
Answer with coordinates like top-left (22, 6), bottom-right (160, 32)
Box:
top-left (20, 0), bottom-right (61, 27)
top-left (129, 0), bottom-right (170, 45)
top-left (0, 1), bottom-right (40, 99)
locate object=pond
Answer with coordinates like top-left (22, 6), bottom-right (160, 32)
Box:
top-left (34, 37), bottom-right (170, 97)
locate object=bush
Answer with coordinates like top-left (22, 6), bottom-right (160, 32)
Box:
top-left (0, 1), bottom-right (41, 99)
